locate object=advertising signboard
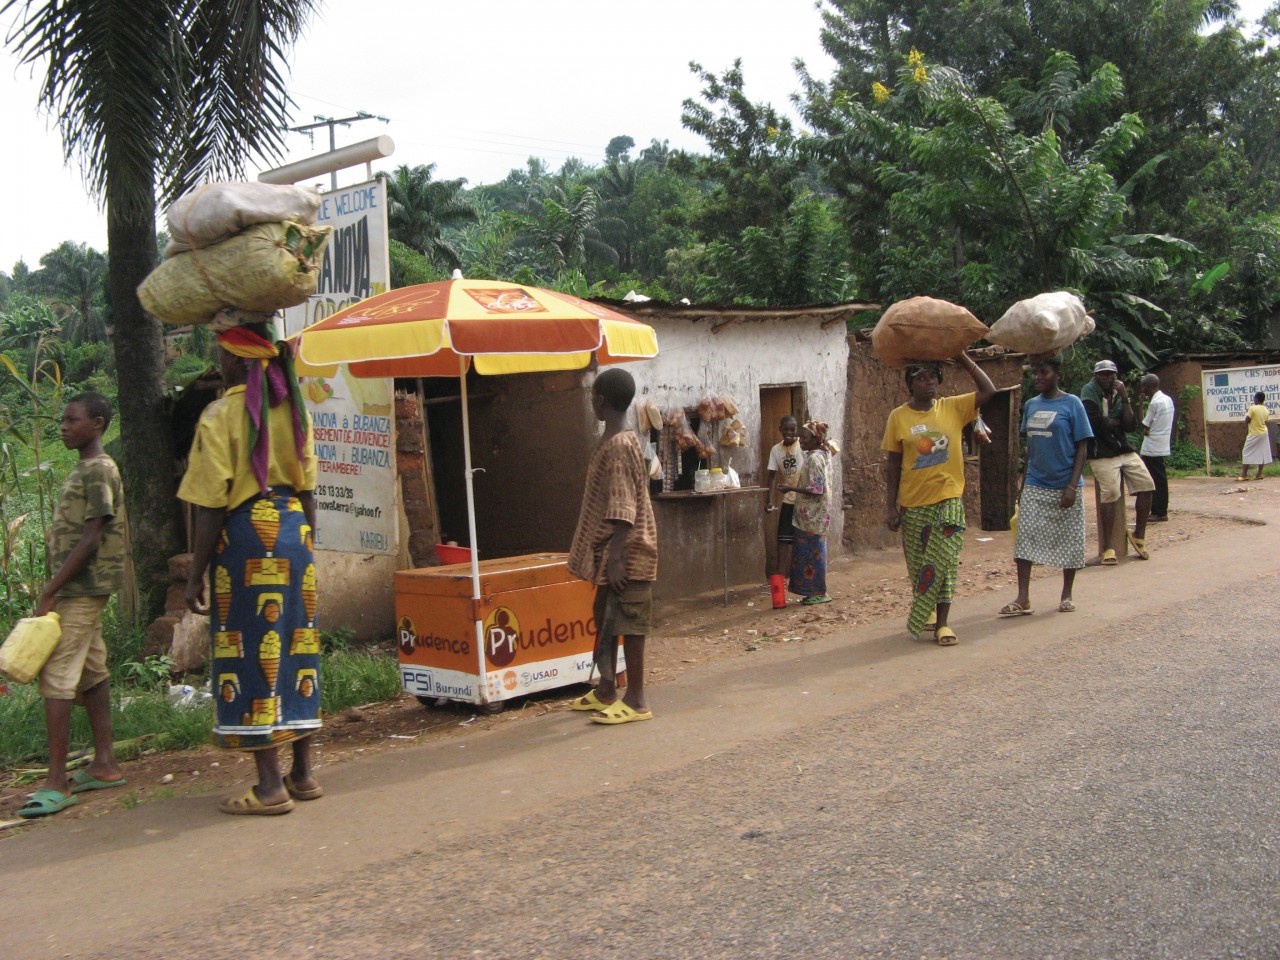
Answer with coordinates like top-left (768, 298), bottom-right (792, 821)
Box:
top-left (281, 179), bottom-right (396, 555)
top-left (1200, 364), bottom-right (1280, 422)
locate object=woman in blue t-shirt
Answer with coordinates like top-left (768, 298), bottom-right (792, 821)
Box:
top-left (1000, 356), bottom-right (1094, 616)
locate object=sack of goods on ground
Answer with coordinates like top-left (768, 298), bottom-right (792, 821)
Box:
top-left (137, 181), bottom-right (331, 326)
top-left (870, 296), bottom-right (990, 367)
top-left (986, 291), bottom-right (1096, 356)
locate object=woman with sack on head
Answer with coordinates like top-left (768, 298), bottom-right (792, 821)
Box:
top-left (777, 420), bottom-right (838, 605)
top-left (882, 353), bottom-right (997, 645)
top-left (180, 322), bottom-right (323, 816)
top-left (1000, 356), bottom-right (1093, 617)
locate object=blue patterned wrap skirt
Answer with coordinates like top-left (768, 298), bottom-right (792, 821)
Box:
top-left (209, 490), bottom-right (321, 750)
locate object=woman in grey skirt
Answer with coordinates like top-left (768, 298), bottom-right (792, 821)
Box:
top-left (1000, 357), bottom-right (1094, 616)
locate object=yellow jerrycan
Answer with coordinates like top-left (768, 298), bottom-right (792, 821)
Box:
top-left (0, 611), bottom-right (62, 685)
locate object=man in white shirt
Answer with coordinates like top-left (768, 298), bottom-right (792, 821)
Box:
top-left (1140, 374), bottom-right (1174, 521)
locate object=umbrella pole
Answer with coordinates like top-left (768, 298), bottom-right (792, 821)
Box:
top-left (459, 356), bottom-right (486, 676)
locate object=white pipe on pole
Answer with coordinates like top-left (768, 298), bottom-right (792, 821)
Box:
top-left (458, 355), bottom-right (487, 681)
top-left (257, 136), bottom-right (396, 185)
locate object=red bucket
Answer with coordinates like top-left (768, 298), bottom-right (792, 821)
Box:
top-left (434, 544), bottom-right (473, 565)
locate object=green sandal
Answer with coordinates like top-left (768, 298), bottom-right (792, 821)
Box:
top-left (18, 788), bottom-right (78, 819)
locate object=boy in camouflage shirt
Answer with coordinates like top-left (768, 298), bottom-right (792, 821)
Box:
top-left (20, 392), bottom-right (127, 818)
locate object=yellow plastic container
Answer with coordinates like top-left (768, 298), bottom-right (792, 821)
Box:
top-left (0, 612), bottom-right (62, 685)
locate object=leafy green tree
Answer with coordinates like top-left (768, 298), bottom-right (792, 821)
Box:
top-left (695, 194), bottom-right (857, 306)
top-left (31, 241), bottom-right (108, 343)
top-left (4, 0), bottom-right (322, 614)
top-left (449, 192), bottom-right (522, 280)
top-left (0, 261), bottom-right (35, 311)
top-left (805, 0), bottom-right (1280, 352)
top-left (605, 135), bottom-right (635, 163)
top-left (381, 164), bottom-right (478, 272)
top-left (389, 240), bottom-right (448, 288)
top-left (805, 50), bottom-right (1183, 364)
top-left (626, 164), bottom-right (702, 280)
top-left (678, 60), bottom-right (807, 242)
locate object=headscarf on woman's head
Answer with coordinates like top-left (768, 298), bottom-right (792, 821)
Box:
top-left (217, 321), bottom-right (307, 496)
top-left (802, 419), bottom-right (839, 454)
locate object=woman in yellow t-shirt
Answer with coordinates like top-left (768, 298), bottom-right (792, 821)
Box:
top-left (882, 353), bottom-right (996, 645)
top-left (179, 323), bottom-right (322, 817)
top-left (1239, 391), bottom-right (1274, 481)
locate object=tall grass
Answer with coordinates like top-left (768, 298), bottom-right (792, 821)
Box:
top-left (0, 686), bottom-right (213, 769)
top-left (1, 644), bottom-right (403, 770)
top-left (320, 649), bottom-right (403, 713)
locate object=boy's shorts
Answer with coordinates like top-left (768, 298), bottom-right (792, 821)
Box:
top-left (776, 502), bottom-right (796, 544)
top-left (593, 581), bottom-right (653, 638)
top-left (1090, 452), bottom-right (1155, 504)
top-left (39, 595), bottom-right (111, 700)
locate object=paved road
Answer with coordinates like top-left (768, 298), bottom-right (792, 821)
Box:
top-left (6, 481), bottom-right (1279, 959)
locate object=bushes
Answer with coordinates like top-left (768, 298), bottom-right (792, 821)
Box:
top-left (0, 635), bottom-right (404, 769)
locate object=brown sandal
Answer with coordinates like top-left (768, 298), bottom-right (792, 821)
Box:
top-left (218, 788), bottom-right (294, 816)
top-left (283, 774), bottom-right (324, 801)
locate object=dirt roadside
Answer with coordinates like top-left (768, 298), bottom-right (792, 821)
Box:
top-left (0, 475), bottom-right (1264, 827)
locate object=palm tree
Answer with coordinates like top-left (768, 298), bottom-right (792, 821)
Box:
top-left (32, 241), bottom-right (108, 343)
top-left (595, 159), bottom-right (642, 272)
top-left (639, 138), bottom-right (673, 171)
top-left (4, 0), bottom-right (321, 616)
top-left (381, 164), bottom-right (479, 272)
top-left (523, 182), bottom-right (620, 273)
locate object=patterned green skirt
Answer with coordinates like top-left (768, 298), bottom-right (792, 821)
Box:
top-left (900, 497), bottom-right (966, 638)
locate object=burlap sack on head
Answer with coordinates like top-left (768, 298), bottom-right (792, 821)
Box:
top-left (165, 182), bottom-right (322, 256)
top-left (138, 220), bottom-right (331, 325)
top-left (871, 296), bottom-right (989, 367)
top-left (987, 291), bottom-right (1095, 355)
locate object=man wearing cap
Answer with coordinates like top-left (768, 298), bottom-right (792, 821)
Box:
top-left (1079, 360), bottom-right (1155, 564)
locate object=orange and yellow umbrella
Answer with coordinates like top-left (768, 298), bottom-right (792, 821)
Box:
top-left (292, 278), bottom-right (658, 377)
top-left (288, 277), bottom-right (658, 656)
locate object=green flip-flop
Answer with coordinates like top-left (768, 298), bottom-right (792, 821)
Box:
top-left (69, 770), bottom-right (127, 793)
top-left (18, 788), bottom-right (79, 818)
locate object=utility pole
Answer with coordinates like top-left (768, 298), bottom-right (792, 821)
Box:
top-left (290, 112), bottom-right (390, 189)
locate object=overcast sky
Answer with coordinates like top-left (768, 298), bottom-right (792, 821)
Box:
top-left (0, 0), bottom-right (1272, 272)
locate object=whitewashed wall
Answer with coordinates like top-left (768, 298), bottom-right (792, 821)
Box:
top-left (631, 315), bottom-right (849, 550)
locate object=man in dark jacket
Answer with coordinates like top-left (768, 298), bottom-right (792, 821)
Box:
top-left (1079, 359), bottom-right (1155, 564)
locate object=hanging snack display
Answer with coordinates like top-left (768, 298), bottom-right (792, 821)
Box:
top-left (720, 418), bottom-right (748, 447)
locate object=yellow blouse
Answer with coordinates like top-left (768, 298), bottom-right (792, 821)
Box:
top-left (178, 385), bottom-right (317, 510)
top-left (1247, 403), bottom-right (1270, 437)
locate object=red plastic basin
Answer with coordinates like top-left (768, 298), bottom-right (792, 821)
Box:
top-left (434, 544), bottom-right (473, 565)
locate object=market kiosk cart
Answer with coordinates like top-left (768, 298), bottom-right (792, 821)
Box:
top-left (292, 278), bottom-right (658, 706)
top-left (395, 553), bottom-right (625, 709)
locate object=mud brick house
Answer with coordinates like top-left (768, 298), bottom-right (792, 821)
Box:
top-left (841, 335), bottom-right (1026, 554)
